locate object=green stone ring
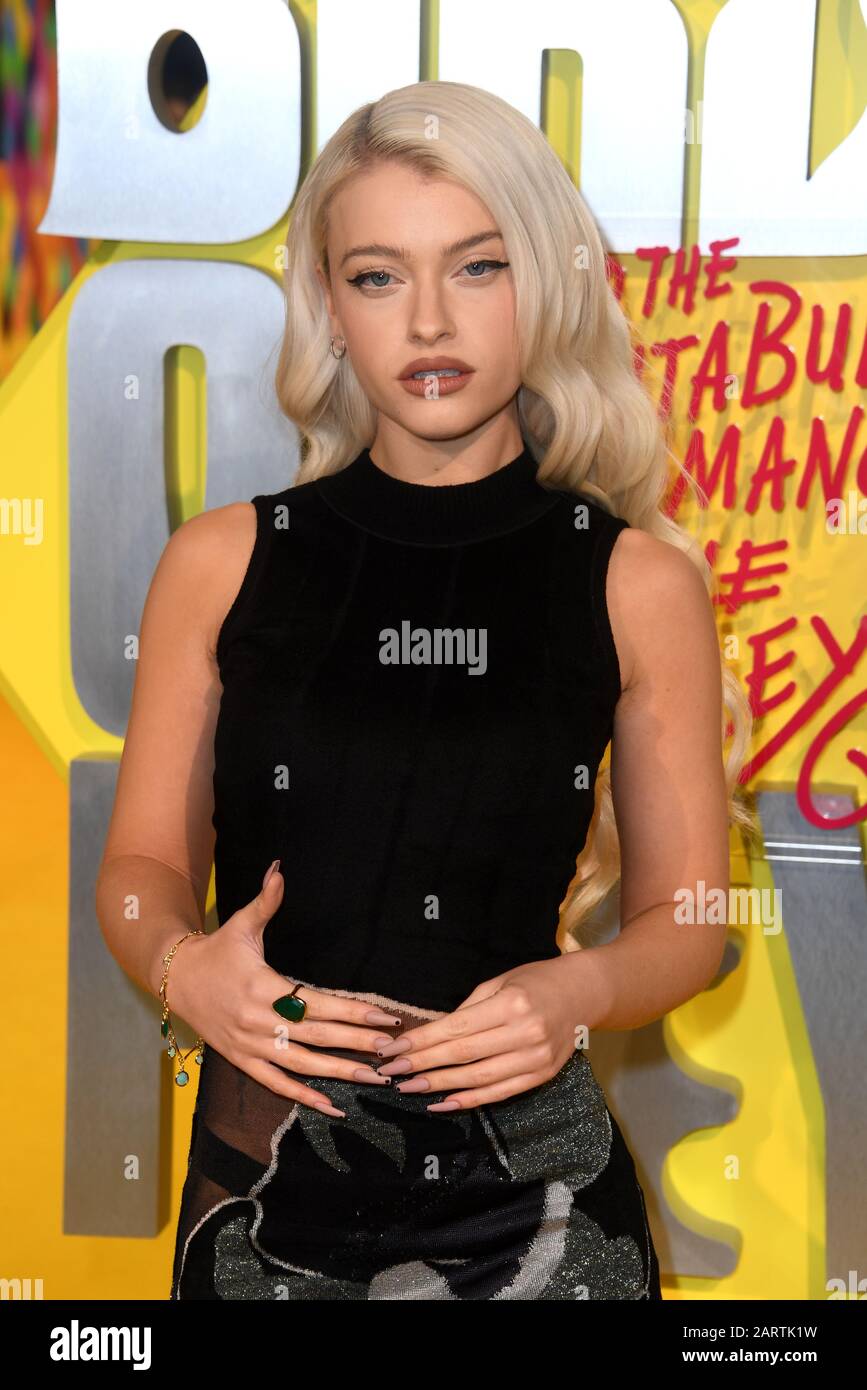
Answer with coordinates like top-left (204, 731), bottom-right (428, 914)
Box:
top-left (273, 982), bottom-right (307, 1023)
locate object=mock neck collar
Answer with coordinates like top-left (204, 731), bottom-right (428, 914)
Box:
top-left (314, 442), bottom-right (563, 546)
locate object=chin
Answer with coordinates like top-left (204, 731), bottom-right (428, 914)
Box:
top-left (395, 417), bottom-right (489, 444)
top-left (392, 398), bottom-right (508, 439)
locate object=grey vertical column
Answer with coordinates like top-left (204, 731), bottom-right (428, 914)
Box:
top-left (592, 910), bottom-right (741, 1279)
top-left (40, 0), bottom-right (304, 1237)
top-left (65, 758), bottom-right (166, 1234)
top-left (595, 786), bottom-right (866, 1284)
top-left (756, 788), bottom-right (867, 1291)
top-left (64, 259), bottom-right (298, 1233)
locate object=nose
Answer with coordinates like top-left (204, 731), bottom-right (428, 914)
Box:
top-left (405, 273), bottom-right (456, 344)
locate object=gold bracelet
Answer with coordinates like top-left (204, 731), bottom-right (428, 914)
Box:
top-left (159, 930), bottom-right (206, 1088)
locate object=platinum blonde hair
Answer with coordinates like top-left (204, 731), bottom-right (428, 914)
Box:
top-left (275, 80), bottom-right (755, 948)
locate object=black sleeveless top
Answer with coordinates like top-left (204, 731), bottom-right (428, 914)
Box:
top-left (211, 443), bottom-right (629, 1015)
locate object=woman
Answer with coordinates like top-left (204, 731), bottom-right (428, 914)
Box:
top-left (96, 81), bottom-right (752, 1300)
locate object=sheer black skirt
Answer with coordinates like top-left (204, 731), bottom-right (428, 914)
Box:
top-left (169, 991), bottom-right (661, 1301)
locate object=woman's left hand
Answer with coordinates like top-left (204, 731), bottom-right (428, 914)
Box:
top-left (374, 955), bottom-right (596, 1110)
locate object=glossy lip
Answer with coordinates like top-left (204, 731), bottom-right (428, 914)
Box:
top-left (398, 372), bottom-right (474, 398)
top-left (398, 356), bottom-right (474, 380)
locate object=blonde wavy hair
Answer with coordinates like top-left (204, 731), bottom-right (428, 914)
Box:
top-left (274, 80), bottom-right (756, 948)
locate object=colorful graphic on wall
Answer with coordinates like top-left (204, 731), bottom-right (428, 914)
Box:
top-left (0, 0), bottom-right (864, 1302)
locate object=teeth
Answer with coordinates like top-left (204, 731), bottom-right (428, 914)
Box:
top-left (411, 369), bottom-right (462, 379)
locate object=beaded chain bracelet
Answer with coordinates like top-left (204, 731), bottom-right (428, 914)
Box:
top-left (159, 929), bottom-right (206, 1087)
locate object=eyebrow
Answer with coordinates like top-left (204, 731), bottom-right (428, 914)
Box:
top-left (339, 230), bottom-right (504, 269)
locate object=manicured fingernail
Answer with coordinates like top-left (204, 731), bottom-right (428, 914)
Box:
top-left (371, 1035), bottom-right (399, 1048)
top-left (427, 1100), bottom-right (461, 1111)
top-left (377, 1057), bottom-right (412, 1075)
top-left (263, 858), bottom-right (280, 888)
top-left (313, 1102), bottom-right (345, 1117)
top-left (353, 1067), bottom-right (390, 1084)
top-left (365, 1010), bottom-right (401, 1025)
top-left (377, 1037), bottom-right (412, 1058)
top-left (396, 1077), bottom-right (430, 1092)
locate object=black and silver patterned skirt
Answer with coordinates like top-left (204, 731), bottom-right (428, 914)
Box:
top-left (170, 984), bottom-right (661, 1300)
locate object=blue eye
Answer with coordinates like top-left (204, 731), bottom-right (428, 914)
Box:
top-left (461, 259), bottom-right (509, 278)
top-left (349, 269), bottom-right (394, 290)
top-left (346, 259), bottom-right (509, 292)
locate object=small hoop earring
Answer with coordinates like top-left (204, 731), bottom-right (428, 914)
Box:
top-left (329, 336), bottom-right (346, 360)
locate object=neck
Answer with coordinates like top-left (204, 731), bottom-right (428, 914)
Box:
top-left (367, 423), bottom-right (527, 488)
top-left (314, 437), bottom-right (566, 547)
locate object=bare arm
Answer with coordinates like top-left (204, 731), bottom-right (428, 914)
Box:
top-left (561, 527), bottom-right (731, 1029)
top-left (94, 500), bottom-right (401, 1107)
top-left (95, 502), bottom-right (257, 997)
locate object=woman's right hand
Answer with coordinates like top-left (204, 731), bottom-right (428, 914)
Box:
top-left (164, 862), bottom-right (400, 1116)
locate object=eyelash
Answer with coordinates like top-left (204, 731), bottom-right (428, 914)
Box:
top-left (346, 258), bottom-right (510, 292)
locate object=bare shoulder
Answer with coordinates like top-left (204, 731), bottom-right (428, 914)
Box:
top-left (172, 499), bottom-right (257, 571)
top-left (605, 526), bottom-right (717, 695)
top-left (148, 501), bottom-right (258, 662)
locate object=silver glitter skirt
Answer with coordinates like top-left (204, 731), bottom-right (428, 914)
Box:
top-left (169, 985), bottom-right (661, 1300)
